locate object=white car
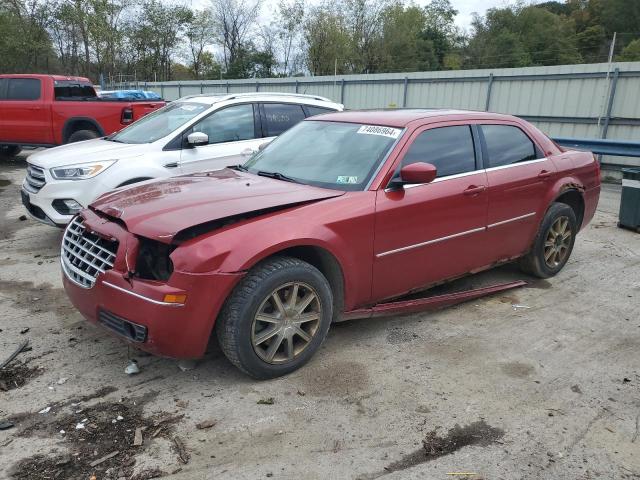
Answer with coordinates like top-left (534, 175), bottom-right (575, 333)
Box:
top-left (21, 92), bottom-right (343, 226)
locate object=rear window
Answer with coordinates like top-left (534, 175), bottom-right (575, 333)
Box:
top-left (262, 103), bottom-right (306, 137)
top-left (2, 78), bottom-right (41, 100)
top-left (481, 125), bottom-right (538, 168)
top-left (54, 81), bottom-right (96, 100)
top-left (305, 105), bottom-right (335, 117)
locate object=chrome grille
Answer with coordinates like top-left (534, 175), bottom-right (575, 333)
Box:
top-left (24, 163), bottom-right (46, 193)
top-left (61, 216), bottom-right (118, 288)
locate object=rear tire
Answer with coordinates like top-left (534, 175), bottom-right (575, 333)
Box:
top-left (216, 256), bottom-right (333, 379)
top-left (519, 202), bottom-right (577, 278)
top-left (0, 145), bottom-right (22, 158)
top-left (68, 129), bottom-right (99, 143)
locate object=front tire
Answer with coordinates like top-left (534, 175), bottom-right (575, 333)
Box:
top-left (519, 202), bottom-right (577, 278)
top-left (216, 256), bottom-right (333, 379)
top-left (68, 129), bottom-right (99, 143)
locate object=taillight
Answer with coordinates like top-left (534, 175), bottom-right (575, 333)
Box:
top-left (121, 107), bottom-right (134, 124)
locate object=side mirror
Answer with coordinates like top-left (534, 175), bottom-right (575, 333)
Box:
top-left (187, 132), bottom-right (208, 147)
top-left (399, 162), bottom-right (437, 185)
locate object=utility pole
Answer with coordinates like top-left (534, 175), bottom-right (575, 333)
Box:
top-left (598, 32), bottom-right (617, 130)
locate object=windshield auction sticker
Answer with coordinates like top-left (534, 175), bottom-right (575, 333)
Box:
top-left (357, 125), bottom-right (401, 139)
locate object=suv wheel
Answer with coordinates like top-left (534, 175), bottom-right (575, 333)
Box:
top-left (519, 202), bottom-right (577, 278)
top-left (216, 256), bottom-right (333, 379)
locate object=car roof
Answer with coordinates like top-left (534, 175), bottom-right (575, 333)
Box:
top-left (178, 92), bottom-right (342, 108)
top-left (311, 109), bottom-right (518, 127)
top-left (0, 74), bottom-right (92, 83)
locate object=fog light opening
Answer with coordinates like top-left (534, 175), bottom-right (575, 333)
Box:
top-left (52, 199), bottom-right (83, 215)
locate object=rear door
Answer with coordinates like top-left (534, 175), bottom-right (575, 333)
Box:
top-left (481, 123), bottom-right (557, 260)
top-left (258, 102), bottom-right (307, 146)
top-left (179, 103), bottom-right (262, 173)
top-left (372, 123), bottom-right (489, 301)
top-left (0, 78), bottom-right (51, 144)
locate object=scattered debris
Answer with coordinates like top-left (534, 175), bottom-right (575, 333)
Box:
top-left (89, 450), bottom-right (119, 467)
top-left (133, 427), bottom-right (144, 446)
top-left (0, 339), bottom-right (29, 370)
top-left (446, 473), bottom-right (479, 476)
top-left (125, 359), bottom-right (140, 375)
top-left (196, 419), bottom-right (216, 430)
top-left (570, 385), bottom-right (582, 394)
top-left (57, 377), bottom-right (68, 385)
top-left (18, 215), bottom-right (27, 221)
top-left (39, 407), bottom-right (51, 414)
top-left (130, 468), bottom-right (166, 480)
top-left (0, 360), bottom-right (43, 391)
top-left (19, 327), bottom-right (29, 334)
top-left (173, 436), bottom-right (190, 464)
top-left (623, 377), bottom-right (631, 383)
top-left (0, 420), bottom-right (15, 430)
top-left (177, 359), bottom-right (197, 372)
top-left (297, 390), bottom-right (306, 396)
top-left (75, 422), bottom-right (85, 430)
top-left (512, 304), bottom-right (531, 310)
top-left (175, 399), bottom-right (188, 408)
top-left (257, 397), bottom-right (275, 405)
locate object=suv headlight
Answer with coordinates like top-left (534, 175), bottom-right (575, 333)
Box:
top-left (50, 160), bottom-right (117, 180)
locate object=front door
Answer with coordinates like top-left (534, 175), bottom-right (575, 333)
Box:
top-left (480, 123), bottom-right (558, 260)
top-left (0, 78), bottom-right (51, 144)
top-left (179, 103), bottom-right (263, 174)
top-left (372, 124), bottom-right (489, 302)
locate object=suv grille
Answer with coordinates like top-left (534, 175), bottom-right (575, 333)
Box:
top-left (24, 164), bottom-right (46, 193)
top-left (61, 216), bottom-right (118, 288)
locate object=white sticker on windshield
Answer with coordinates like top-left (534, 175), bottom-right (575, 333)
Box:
top-left (357, 125), bottom-right (401, 139)
top-left (337, 176), bottom-right (359, 184)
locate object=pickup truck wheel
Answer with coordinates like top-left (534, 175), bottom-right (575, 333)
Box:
top-left (519, 202), bottom-right (577, 278)
top-left (0, 145), bottom-right (22, 158)
top-left (68, 129), bottom-right (99, 143)
top-left (216, 256), bottom-right (333, 379)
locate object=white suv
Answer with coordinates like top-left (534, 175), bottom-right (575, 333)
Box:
top-left (21, 92), bottom-right (343, 226)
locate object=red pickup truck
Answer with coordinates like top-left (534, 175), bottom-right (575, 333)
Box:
top-left (0, 74), bottom-right (164, 157)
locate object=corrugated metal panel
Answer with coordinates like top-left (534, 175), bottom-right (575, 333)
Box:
top-left (126, 61), bottom-right (640, 167)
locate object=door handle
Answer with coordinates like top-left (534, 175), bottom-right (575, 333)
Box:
top-left (538, 170), bottom-right (552, 179)
top-left (463, 185), bottom-right (486, 196)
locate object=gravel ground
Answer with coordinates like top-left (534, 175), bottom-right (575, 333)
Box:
top-left (0, 152), bottom-right (639, 480)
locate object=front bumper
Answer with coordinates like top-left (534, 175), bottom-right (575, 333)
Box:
top-left (63, 266), bottom-right (244, 358)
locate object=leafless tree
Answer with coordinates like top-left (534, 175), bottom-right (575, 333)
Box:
top-left (210, 0), bottom-right (262, 70)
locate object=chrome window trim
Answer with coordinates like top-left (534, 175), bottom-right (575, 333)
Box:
top-left (487, 212), bottom-right (536, 229)
top-left (484, 157), bottom-right (547, 172)
top-left (376, 226), bottom-right (486, 258)
top-left (102, 281), bottom-right (184, 307)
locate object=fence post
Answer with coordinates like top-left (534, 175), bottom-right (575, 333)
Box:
top-left (601, 67), bottom-right (620, 139)
top-left (484, 74), bottom-right (494, 111)
top-left (340, 79), bottom-right (345, 105)
top-left (256, 81), bottom-right (259, 92)
top-left (200, 83), bottom-right (204, 94)
top-left (295, 80), bottom-right (299, 93)
top-left (178, 83), bottom-right (182, 98)
top-left (160, 84), bottom-right (164, 99)
top-left (226, 82), bottom-right (230, 93)
top-left (402, 77), bottom-right (409, 107)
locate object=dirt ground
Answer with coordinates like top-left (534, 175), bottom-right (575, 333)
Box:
top-left (0, 151), bottom-right (639, 480)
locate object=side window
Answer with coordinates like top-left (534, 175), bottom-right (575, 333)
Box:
top-left (263, 103), bottom-right (305, 137)
top-left (402, 125), bottom-right (476, 178)
top-left (0, 79), bottom-right (7, 99)
top-left (6, 78), bottom-right (41, 100)
top-left (305, 106), bottom-right (334, 117)
top-left (191, 104), bottom-right (255, 144)
top-left (481, 125), bottom-right (538, 168)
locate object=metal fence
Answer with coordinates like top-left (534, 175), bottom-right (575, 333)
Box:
top-left (124, 62), bottom-right (640, 172)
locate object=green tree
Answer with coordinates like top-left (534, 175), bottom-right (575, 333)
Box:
top-left (303, 5), bottom-right (351, 75)
top-left (617, 39), bottom-right (640, 61)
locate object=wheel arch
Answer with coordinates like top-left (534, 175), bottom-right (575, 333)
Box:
top-left (62, 117), bottom-right (105, 143)
top-left (553, 185), bottom-right (585, 230)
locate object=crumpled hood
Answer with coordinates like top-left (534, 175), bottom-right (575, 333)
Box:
top-left (90, 168), bottom-right (345, 242)
top-left (28, 139), bottom-right (143, 168)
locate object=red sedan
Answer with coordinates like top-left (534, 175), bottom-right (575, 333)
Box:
top-left (61, 109), bottom-right (600, 378)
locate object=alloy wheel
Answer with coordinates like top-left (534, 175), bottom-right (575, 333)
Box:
top-left (251, 281), bottom-right (322, 364)
top-left (543, 216), bottom-right (572, 268)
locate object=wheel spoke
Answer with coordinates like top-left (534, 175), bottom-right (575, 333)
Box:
top-left (271, 291), bottom-right (286, 315)
top-left (294, 312), bottom-right (319, 325)
top-left (293, 325), bottom-right (311, 342)
top-left (562, 231), bottom-right (571, 241)
top-left (254, 326), bottom-right (280, 345)
top-left (288, 283), bottom-right (299, 309)
top-left (255, 313), bottom-right (280, 324)
top-left (544, 239), bottom-right (555, 247)
top-left (295, 292), bottom-right (316, 314)
top-left (265, 332), bottom-right (285, 361)
top-left (544, 248), bottom-right (554, 261)
top-left (285, 334), bottom-right (294, 360)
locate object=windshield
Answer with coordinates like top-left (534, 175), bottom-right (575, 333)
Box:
top-left (110, 102), bottom-right (209, 144)
top-left (243, 120), bottom-right (402, 191)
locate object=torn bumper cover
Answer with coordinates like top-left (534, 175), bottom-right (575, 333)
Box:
top-left (63, 267), bottom-right (243, 358)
